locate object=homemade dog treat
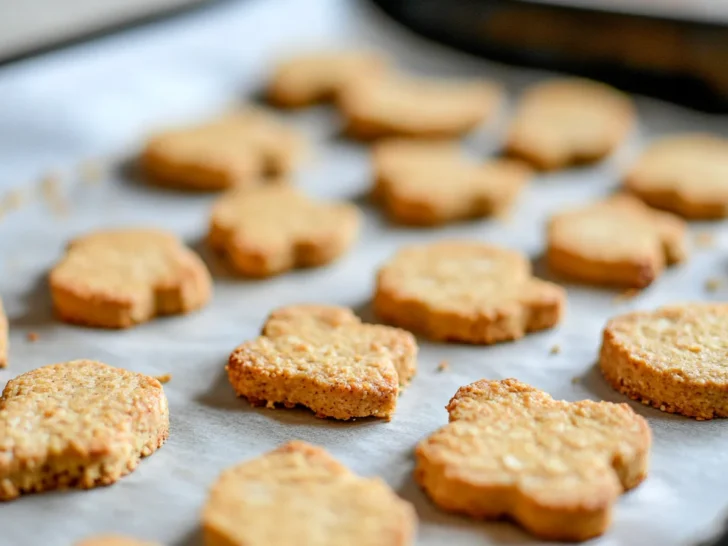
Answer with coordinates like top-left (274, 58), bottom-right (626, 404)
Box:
top-left (601, 303), bottom-right (728, 419)
top-left (547, 194), bottom-right (688, 288)
top-left (227, 305), bottom-right (417, 420)
top-left (203, 441), bottom-right (416, 546)
top-left (415, 379), bottom-right (651, 541)
top-left (208, 185), bottom-right (360, 277)
top-left (0, 297), bottom-right (6, 368)
top-left (76, 536), bottom-right (160, 546)
top-left (141, 109), bottom-right (304, 190)
top-left (267, 51), bottom-right (387, 107)
top-left (0, 360), bottom-right (169, 500)
top-left (374, 242), bottom-right (565, 344)
top-left (506, 78), bottom-right (635, 170)
top-left (624, 134), bottom-right (728, 219)
top-left (50, 228), bottom-right (211, 328)
top-left (372, 139), bottom-right (531, 225)
top-left (339, 75), bottom-right (502, 139)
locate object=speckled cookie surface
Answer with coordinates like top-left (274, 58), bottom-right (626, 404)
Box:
top-left (506, 79), bottom-right (634, 170)
top-left (601, 304), bottom-right (728, 419)
top-left (267, 51), bottom-right (387, 107)
top-left (339, 76), bottom-right (502, 139)
top-left (141, 109), bottom-right (304, 190)
top-left (75, 536), bottom-right (160, 546)
top-left (227, 305), bottom-right (417, 420)
top-left (374, 242), bottom-right (565, 344)
top-left (547, 195), bottom-right (688, 288)
top-left (415, 379), bottom-right (650, 541)
top-left (203, 441), bottom-right (416, 546)
top-left (372, 140), bottom-right (531, 225)
top-left (50, 228), bottom-right (211, 328)
top-left (0, 298), bottom-right (6, 368)
top-left (0, 360), bottom-right (169, 501)
top-left (208, 185), bottom-right (360, 277)
top-left (624, 134), bottom-right (728, 219)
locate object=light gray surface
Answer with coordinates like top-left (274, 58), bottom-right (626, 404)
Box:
top-left (1, 1), bottom-right (728, 545)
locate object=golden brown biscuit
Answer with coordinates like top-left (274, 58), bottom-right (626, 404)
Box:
top-left (141, 109), bottom-right (304, 191)
top-left (339, 75), bottom-right (502, 140)
top-left (227, 305), bottom-right (417, 420)
top-left (203, 441), bottom-right (416, 546)
top-left (0, 360), bottom-right (169, 501)
top-left (208, 185), bottom-right (360, 277)
top-left (415, 378), bottom-right (651, 541)
top-left (506, 78), bottom-right (635, 170)
top-left (374, 242), bottom-right (565, 344)
top-left (75, 536), bottom-right (159, 546)
top-left (50, 228), bottom-right (211, 329)
top-left (267, 51), bottom-right (387, 107)
top-left (601, 303), bottom-right (728, 419)
top-left (0, 297), bottom-right (6, 368)
top-left (624, 134), bottom-right (728, 219)
top-left (372, 140), bottom-right (531, 226)
top-left (547, 194), bottom-right (688, 288)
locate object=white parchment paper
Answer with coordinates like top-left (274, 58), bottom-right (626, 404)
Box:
top-left (1, 1), bottom-right (728, 544)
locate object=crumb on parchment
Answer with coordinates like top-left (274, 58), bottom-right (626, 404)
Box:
top-left (571, 376), bottom-right (581, 384)
top-left (155, 373), bottom-right (172, 384)
top-left (26, 332), bottom-right (39, 342)
top-left (694, 232), bottom-right (715, 248)
top-left (78, 159), bottom-right (105, 185)
top-left (613, 288), bottom-right (640, 303)
top-left (40, 172), bottom-right (70, 217)
top-left (550, 344), bottom-right (561, 355)
top-left (705, 278), bottom-right (722, 292)
top-left (437, 360), bottom-right (450, 372)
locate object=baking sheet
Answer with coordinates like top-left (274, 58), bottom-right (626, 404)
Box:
top-left (1, 0), bottom-right (728, 544)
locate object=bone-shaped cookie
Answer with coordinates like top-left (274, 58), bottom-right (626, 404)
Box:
top-left (208, 186), bottom-right (360, 277)
top-left (0, 360), bottom-right (169, 500)
top-left (50, 228), bottom-right (211, 328)
top-left (227, 305), bottom-right (417, 420)
top-left (415, 379), bottom-right (651, 541)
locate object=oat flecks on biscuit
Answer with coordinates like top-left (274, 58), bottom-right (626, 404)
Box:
top-left (227, 305), bottom-right (417, 420)
top-left (76, 536), bottom-right (160, 546)
top-left (203, 441), bottom-right (417, 546)
top-left (547, 194), bottom-right (688, 288)
top-left (0, 360), bottom-right (169, 501)
top-left (372, 140), bottom-right (531, 226)
top-left (624, 134), bottom-right (728, 219)
top-left (506, 78), bottom-right (634, 170)
top-left (50, 228), bottom-right (211, 329)
top-left (268, 51), bottom-right (387, 107)
top-left (0, 298), bottom-right (7, 368)
top-left (141, 109), bottom-right (304, 191)
top-left (415, 379), bottom-right (651, 541)
top-left (601, 303), bottom-right (728, 419)
top-left (209, 185), bottom-right (360, 277)
top-left (339, 75), bottom-right (502, 140)
top-left (374, 242), bottom-right (565, 344)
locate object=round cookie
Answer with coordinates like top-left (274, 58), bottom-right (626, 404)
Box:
top-left (0, 360), bottom-right (169, 500)
top-left (203, 441), bottom-right (416, 546)
top-left (374, 242), bottom-right (565, 344)
top-left (624, 134), bottom-right (728, 219)
top-left (50, 228), bottom-right (211, 328)
top-left (506, 78), bottom-right (635, 170)
top-left (601, 303), bottom-right (728, 419)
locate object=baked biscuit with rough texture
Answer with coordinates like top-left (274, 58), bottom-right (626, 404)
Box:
top-left (339, 76), bottom-right (501, 140)
top-left (624, 134), bottom-right (728, 219)
top-left (268, 51), bottom-right (387, 107)
top-left (0, 360), bottom-right (168, 501)
top-left (601, 303), bottom-right (728, 419)
top-left (506, 79), bottom-right (634, 170)
top-left (50, 229), bottom-right (211, 328)
top-left (209, 186), bottom-right (360, 277)
top-left (547, 195), bottom-right (688, 288)
top-left (141, 110), bottom-right (304, 191)
top-left (374, 242), bottom-right (565, 344)
top-left (203, 441), bottom-right (416, 546)
top-left (373, 140), bottom-right (531, 226)
top-left (227, 305), bottom-right (417, 420)
top-left (415, 378), bottom-right (650, 541)
top-left (0, 298), bottom-right (6, 368)
top-left (76, 536), bottom-right (160, 546)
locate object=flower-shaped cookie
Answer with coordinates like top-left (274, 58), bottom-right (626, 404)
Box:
top-left (624, 134), bottom-right (728, 219)
top-left (374, 242), bottom-right (565, 344)
top-left (372, 140), bottom-right (531, 226)
top-left (208, 186), bottom-right (360, 277)
top-left (227, 305), bottom-right (417, 420)
top-left (203, 441), bottom-right (416, 545)
top-left (415, 379), bottom-right (651, 541)
top-left (0, 360), bottom-right (169, 500)
top-left (547, 194), bottom-right (687, 288)
top-left (50, 228), bottom-right (211, 328)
